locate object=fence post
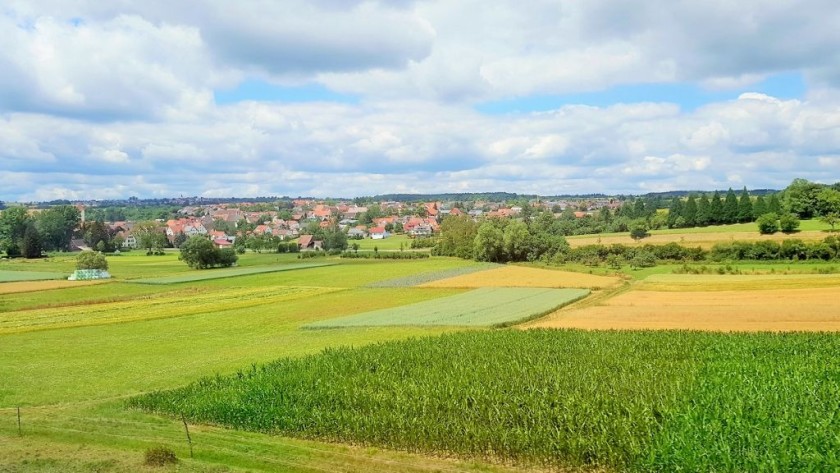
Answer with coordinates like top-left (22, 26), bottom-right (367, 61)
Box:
top-left (17, 407), bottom-right (21, 436)
top-left (181, 414), bottom-right (193, 458)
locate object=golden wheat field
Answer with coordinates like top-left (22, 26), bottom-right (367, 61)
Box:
top-left (530, 286), bottom-right (840, 331)
top-left (419, 265), bottom-right (623, 290)
top-left (636, 273), bottom-right (840, 292)
top-left (0, 280), bottom-right (104, 295)
top-left (567, 230), bottom-right (828, 249)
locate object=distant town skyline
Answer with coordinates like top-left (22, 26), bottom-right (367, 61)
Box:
top-left (2, 1), bottom-right (840, 201)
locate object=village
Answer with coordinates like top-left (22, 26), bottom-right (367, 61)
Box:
top-left (100, 197), bottom-right (621, 252)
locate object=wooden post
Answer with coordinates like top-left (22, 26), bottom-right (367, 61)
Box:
top-left (17, 407), bottom-right (21, 436)
top-left (181, 414), bottom-right (193, 458)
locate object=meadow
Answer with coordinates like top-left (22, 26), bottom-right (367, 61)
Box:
top-left (567, 218), bottom-right (834, 249)
top-left (2, 241), bottom-right (840, 472)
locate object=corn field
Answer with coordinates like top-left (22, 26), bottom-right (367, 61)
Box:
top-left (129, 330), bottom-right (840, 471)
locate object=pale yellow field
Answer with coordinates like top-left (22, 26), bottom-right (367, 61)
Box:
top-left (637, 273), bottom-right (840, 292)
top-left (567, 230), bottom-right (828, 249)
top-left (0, 280), bottom-right (104, 295)
top-left (530, 286), bottom-right (840, 331)
top-left (419, 265), bottom-right (623, 290)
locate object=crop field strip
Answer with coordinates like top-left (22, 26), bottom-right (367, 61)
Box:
top-left (0, 285), bottom-right (339, 334)
top-left (305, 287), bottom-right (590, 328)
top-left (419, 265), bottom-right (623, 289)
top-left (0, 270), bottom-right (68, 282)
top-left (365, 262), bottom-right (499, 287)
top-left (0, 279), bottom-right (106, 295)
top-left (131, 330), bottom-right (840, 471)
top-left (637, 272), bottom-right (840, 291)
top-left (532, 285), bottom-right (840, 331)
top-left (130, 262), bottom-right (335, 284)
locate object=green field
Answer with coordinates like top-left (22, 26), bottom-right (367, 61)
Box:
top-left (306, 287), bottom-right (589, 328)
top-left (366, 262), bottom-right (498, 287)
top-left (0, 270), bottom-right (68, 282)
top-left (132, 262), bottom-right (334, 284)
top-left (351, 234), bottom-right (417, 251)
top-left (131, 330), bottom-right (840, 471)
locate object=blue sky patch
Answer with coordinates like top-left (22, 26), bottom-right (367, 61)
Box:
top-left (475, 72), bottom-right (807, 114)
top-left (214, 80), bottom-right (360, 105)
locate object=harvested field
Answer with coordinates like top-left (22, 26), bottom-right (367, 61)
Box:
top-left (530, 286), bottom-right (840, 331)
top-left (637, 273), bottom-right (840, 291)
top-left (567, 229), bottom-right (828, 249)
top-left (419, 265), bottom-right (622, 290)
top-left (367, 263), bottom-right (499, 287)
top-left (0, 280), bottom-right (104, 295)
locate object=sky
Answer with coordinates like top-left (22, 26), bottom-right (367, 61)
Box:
top-left (2, 1), bottom-right (840, 202)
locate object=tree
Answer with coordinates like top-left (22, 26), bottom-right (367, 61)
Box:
top-left (821, 213), bottom-right (840, 232)
top-left (681, 195), bottom-right (697, 227)
top-left (0, 207), bottom-right (31, 255)
top-left (752, 195), bottom-right (768, 219)
top-left (179, 236), bottom-right (238, 269)
top-left (709, 191), bottom-right (723, 224)
top-left (630, 222), bottom-right (649, 241)
top-left (667, 199), bottom-right (683, 228)
top-left (84, 220), bottom-right (111, 251)
top-left (815, 188), bottom-right (840, 217)
top-left (135, 221), bottom-right (168, 255)
top-left (696, 194), bottom-right (711, 227)
top-left (502, 220), bottom-right (531, 262)
top-left (756, 213), bottom-right (779, 234)
top-left (737, 188), bottom-right (753, 223)
top-left (434, 216), bottom-right (478, 259)
top-left (21, 223), bottom-right (43, 259)
top-left (36, 205), bottom-right (80, 252)
top-left (473, 220), bottom-right (505, 262)
top-left (779, 214), bottom-right (800, 233)
top-left (173, 232), bottom-right (188, 248)
top-left (768, 194), bottom-right (783, 215)
top-left (76, 251), bottom-right (108, 270)
top-left (723, 188), bottom-right (739, 224)
top-left (782, 178), bottom-right (823, 218)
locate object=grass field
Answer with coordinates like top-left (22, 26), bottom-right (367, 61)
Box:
top-left (351, 234), bottom-right (416, 251)
top-left (130, 330), bottom-right (840, 471)
top-left (0, 253), bottom-right (535, 473)
top-left (131, 262), bottom-right (334, 284)
top-left (567, 219), bottom-right (834, 249)
top-left (306, 287), bottom-right (589, 328)
top-left (0, 270), bottom-right (68, 282)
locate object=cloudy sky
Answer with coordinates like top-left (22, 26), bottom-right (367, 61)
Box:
top-left (2, 1), bottom-right (840, 201)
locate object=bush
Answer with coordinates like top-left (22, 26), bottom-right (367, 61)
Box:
top-left (779, 214), bottom-right (800, 233)
top-left (144, 446), bottom-right (177, 466)
top-left (76, 251), bottom-right (108, 270)
top-left (179, 236), bottom-right (238, 269)
top-left (756, 213), bottom-right (779, 234)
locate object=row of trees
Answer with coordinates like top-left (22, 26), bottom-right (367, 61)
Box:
top-left (0, 205), bottom-right (80, 258)
top-left (433, 213), bottom-right (570, 263)
top-left (666, 189), bottom-right (780, 229)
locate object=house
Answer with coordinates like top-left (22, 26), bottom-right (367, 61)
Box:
top-left (213, 238), bottom-right (233, 249)
top-left (369, 227), bottom-right (389, 240)
top-left (408, 224), bottom-right (433, 238)
top-left (298, 235), bottom-right (323, 251)
top-left (347, 227), bottom-right (367, 239)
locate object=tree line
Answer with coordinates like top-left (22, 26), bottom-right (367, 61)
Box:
top-left (0, 205), bottom-right (80, 258)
